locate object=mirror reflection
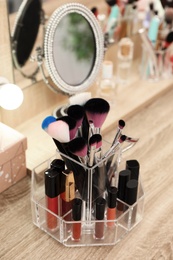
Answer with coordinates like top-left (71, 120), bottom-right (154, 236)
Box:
top-left (53, 13), bottom-right (96, 86)
top-left (43, 3), bottom-right (104, 94)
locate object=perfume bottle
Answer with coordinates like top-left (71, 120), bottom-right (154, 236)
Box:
top-left (99, 60), bottom-right (116, 101)
top-left (117, 37), bottom-right (134, 83)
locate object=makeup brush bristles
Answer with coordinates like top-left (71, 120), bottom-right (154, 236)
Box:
top-left (68, 137), bottom-right (88, 165)
top-left (84, 98), bottom-right (110, 130)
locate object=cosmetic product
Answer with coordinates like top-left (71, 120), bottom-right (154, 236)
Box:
top-left (138, 28), bottom-right (159, 79)
top-left (126, 159), bottom-right (140, 180)
top-left (124, 0), bottom-right (135, 37)
top-left (50, 158), bottom-right (65, 172)
top-left (105, 1), bottom-right (120, 42)
top-left (60, 169), bottom-right (75, 219)
top-left (107, 186), bottom-right (118, 227)
top-left (124, 179), bottom-right (138, 226)
top-left (94, 197), bottom-right (106, 239)
top-left (148, 10), bottom-right (160, 47)
top-left (44, 168), bottom-right (61, 231)
top-left (117, 169), bottom-right (131, 216)
top-left (143, 2), bottom-right (154, 29)
top-left (99, 60), bottom-right (116, 101)
top-left (72, 198), bottom-right (82, 241)
top-left (117, 37), bottom-right (134, 83)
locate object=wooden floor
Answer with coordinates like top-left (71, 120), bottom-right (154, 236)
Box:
top-left (1, 85), bottom-right (173, 259)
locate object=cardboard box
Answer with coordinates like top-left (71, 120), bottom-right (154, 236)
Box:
top-left (0, 123), bottom-right (27, 193)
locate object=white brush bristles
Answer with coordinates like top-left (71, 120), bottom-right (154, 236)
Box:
top-left (69, 92), bottom-right (92, 106)
top-left (47, 120), bottom-right (70, 143)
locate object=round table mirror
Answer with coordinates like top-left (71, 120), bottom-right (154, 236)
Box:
top-left (42, 3), bottom-right (104, 94)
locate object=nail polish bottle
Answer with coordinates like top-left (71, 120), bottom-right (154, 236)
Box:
top-left (117, 37), bottom-right (134, 83)
top-left (44, 168), bottom-right (61, 231)
top-left (107, 186), bottom-right (118, 227)
top-left (117, 169), bottom-right (131, 217)
top-left (72, 198), bottom-right (82, 241)
top-left (99, 60), bottom-right (116, 102)
top-left (94, 197), bottom-right (106, 239)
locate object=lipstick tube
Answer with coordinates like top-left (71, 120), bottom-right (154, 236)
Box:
top-left (72, 198), bottom-right (82, 241)
top-left (44, 168), bottom-right (61, 231)
top-left (94, 197), bottom-right (106, 239)
top-left (117, 169), bottom-right (131, 217)
top-left (107, 186), bottom-right (118, 227)
top-left (124, 179), bottom-right (138, 227)
top-left (126, 159), bottom-right (140, 181)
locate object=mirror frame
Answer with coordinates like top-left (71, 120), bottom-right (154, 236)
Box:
top-left (44, 3), bottom-right (104, 94)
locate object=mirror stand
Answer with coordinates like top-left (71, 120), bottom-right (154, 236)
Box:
top-left (36, 46), bottom-right (69, 95)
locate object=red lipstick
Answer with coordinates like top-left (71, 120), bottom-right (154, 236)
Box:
top-left (44, 168), bottom-right (61, 231)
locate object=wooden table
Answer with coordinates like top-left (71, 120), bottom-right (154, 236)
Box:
top-left (1, 83), bottom-right (173, 259)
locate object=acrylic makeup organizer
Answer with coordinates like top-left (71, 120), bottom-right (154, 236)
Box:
top-left (31, 140), bottom-right (145, 247)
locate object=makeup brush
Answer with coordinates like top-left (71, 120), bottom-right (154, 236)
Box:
top-left (84, 98), bottom-right (110, 134)
top-left (42, 117), bottom-right (86, 198)
top-left (42, 119), bottom-right (70, 143)
top-left (68, 137), bottom-right (88, 165)
top-left (41, 115), bottom-right (56, 131)
top-left (88, 134), bottom-right (98, 167)
top-left (111, 119), bottom-right (125, 147)
top-left (94, 134), bottom-right (103, 162)
top-left (67, 104), bottom-right (85, 137)
top-left (121, 135), bottom-right (139, 153)
top-left (102, 134), bottom-right (127, 160)
top-left (69, 92), bottom-right (91, 106)
top-left (56, 116), bottom-right (78, 140)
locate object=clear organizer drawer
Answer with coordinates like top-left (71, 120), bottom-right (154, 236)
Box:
top-left (31, 141), bottom-right (145, 247)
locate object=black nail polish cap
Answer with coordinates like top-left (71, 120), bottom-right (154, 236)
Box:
top-left (72, 198), bottom-right (82, 221)
top-left (96, 197), bottom-right (106, 220)
top-left (126, 159), bottom-right (140, 180)
top-left (44, 168), bottom-right (60, 198)
top-left (125, 179), bottom-right (138, 205)
top-left (117, 170), bottom-right (131, 201)
top-left (108, 186), bottom-right (118, 208)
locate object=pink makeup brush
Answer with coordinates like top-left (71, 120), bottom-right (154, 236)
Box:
top-left (84, 98), bottom-right (110, 134)
top-left (56, 116), bottom-right (78, 140)
top-left (111, 119), bottom-right (125, 147)
top-left (68, 137), bottom-right (88, 165)
top-left (102, 134), bottom-right (127, 160)
top-left (67, 104), bottom-right (85, 137)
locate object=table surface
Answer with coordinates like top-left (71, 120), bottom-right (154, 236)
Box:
top-left (1, 84), bottom-right (173, 259)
